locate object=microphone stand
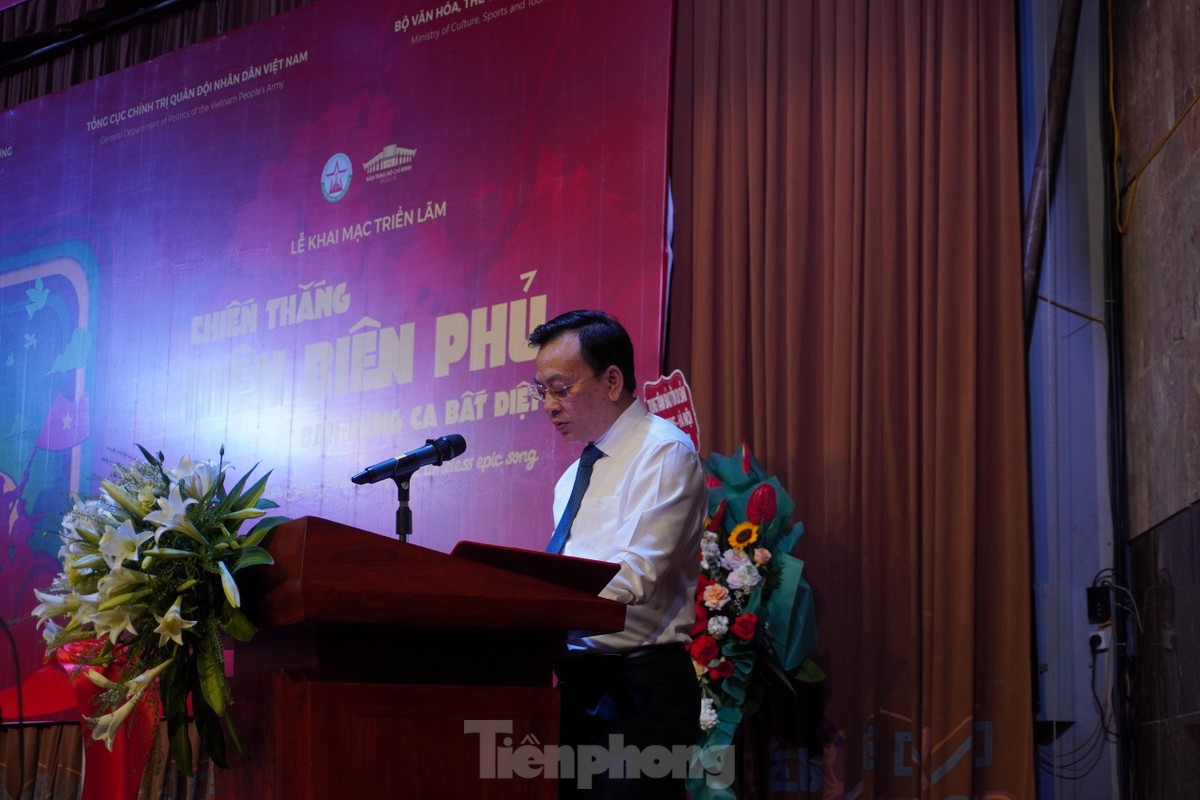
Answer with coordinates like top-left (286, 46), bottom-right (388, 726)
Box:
top-left (391, 469), bottom-right (417, 543)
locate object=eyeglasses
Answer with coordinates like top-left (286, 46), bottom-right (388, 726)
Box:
top-left (527, 373), bottom-right (597, 402)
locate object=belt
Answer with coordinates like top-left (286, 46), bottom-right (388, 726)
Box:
top-left (621, 642), bottom-right (687, 661)
top-left (561, 642), bottom-right (686, 662)
top-left (557, 641), bottom-right (686, 670)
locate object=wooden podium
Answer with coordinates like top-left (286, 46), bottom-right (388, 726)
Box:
top-left (215, 516), bottom-right (625, 799)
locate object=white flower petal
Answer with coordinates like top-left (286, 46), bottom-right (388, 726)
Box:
top-left (89, 695), bottom-right (139, 750)
top-left (217, 561), bottom-right (241, 608)
top-left (153, 596), bottom-right (197, 647)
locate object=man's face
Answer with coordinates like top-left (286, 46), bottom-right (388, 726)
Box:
top-left (533, 331), bottom-right (621, 443)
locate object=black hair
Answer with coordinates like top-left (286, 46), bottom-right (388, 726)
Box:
top-left (528, 309), bottom-right (636, 394)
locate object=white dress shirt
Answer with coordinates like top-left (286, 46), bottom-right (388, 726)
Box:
top-left (555, 398), bottom-right (707, 652)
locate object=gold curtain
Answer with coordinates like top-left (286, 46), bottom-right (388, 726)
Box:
top-left (669, 1), bottom-right (1034, 795)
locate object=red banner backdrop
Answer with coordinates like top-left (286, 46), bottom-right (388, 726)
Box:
top-left (0, 0), bottom-right (673, 688)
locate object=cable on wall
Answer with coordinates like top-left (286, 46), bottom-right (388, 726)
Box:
top-left (1106, 0), bottom-right (1200, 234)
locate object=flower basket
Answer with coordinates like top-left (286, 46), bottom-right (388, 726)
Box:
top-left (687, 442), bottom-right (823, 799)
top-left (32, 446), bottom-right (289, 786)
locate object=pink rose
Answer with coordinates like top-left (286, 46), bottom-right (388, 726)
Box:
top-left (702, 583), bottom-right (730, 610)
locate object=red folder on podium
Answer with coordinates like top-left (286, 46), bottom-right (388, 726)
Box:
top-left (450, 540), bottom-right (619, 594)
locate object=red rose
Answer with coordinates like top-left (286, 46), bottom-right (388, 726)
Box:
top-left (688, 635), bottom-right (720, 665)
top-left (708, 659), bottom-right (735, 681)
top-left (731, 613), bottom-right (759, 640)
top-left (690, 602), bottom-right (709, 636)
top-left (746, 484), bottom-right (777, 525)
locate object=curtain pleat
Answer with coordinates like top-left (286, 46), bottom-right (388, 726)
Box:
top-left (669, 1), bottom-right (1034, 795)
top-left (0, 722), bottom-right (215, 799)
top-left (1, 724), bottom-right (83, 799)
top-left (0, 0), bottom-right (313, 109)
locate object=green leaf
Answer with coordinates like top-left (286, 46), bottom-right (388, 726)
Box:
top-left (791, 656), bottom-right (827, 683)
top-left (216, 464), bottom-right (259, 515)
top-left (224, 507), bottom-right (266, 521)
top-left (96, 591), bottom-right (137, 612)
top-left (224, 710), bottom-right (249, 760)
top-left (167, 706), bottom-right (194, 777)
top-left (197, 639), bottom-right (228, 717)
top-left (193, 694), bottom-right (228, 769)
top-left (232, 469), bottom-right (273, 513)
top-left (162, 657), bottom-right (194, 776)
top-left (136, 444), bottom-right (162, 469)
top-left (241, 516), bottom-right (289, 548)
top-left (221, 604), bottom-right (258, 642)
top-left (101, 480), bottom-right (143, 518)
top-left (232, 546), bottom-right (274, 572)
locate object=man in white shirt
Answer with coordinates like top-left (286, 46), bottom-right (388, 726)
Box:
top-left (528, 309), bottom-right (708, 799)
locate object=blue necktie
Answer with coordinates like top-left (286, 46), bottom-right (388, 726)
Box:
top-left (546, 443), bottom-right (603, 554)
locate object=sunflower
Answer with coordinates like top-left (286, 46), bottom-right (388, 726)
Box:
top-left (728, 521), bottom-right (759, 549)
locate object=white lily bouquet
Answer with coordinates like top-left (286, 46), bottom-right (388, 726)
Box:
top-left (32, 446), bottom-right (288, 778)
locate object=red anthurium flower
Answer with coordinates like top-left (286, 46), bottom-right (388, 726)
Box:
top-left (706, 499), bottom-right (728, 533)
top-left (746, 484), bottom-right (777, 525)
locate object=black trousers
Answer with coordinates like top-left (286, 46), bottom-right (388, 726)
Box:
top-left (555, 643), bottom-right (701, 800)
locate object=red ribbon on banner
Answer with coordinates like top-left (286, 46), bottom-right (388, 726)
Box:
top-left (0, 641), bottom-right (160, 800)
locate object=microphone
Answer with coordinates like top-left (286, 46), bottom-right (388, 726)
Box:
top-left (351, 434), bottom-right (467, 485)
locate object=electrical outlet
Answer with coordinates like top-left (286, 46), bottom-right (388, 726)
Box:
top-left (1088, 629), bottom-right (1111, 652)
top-left (1086, 586), bottom-right (1111, 624)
